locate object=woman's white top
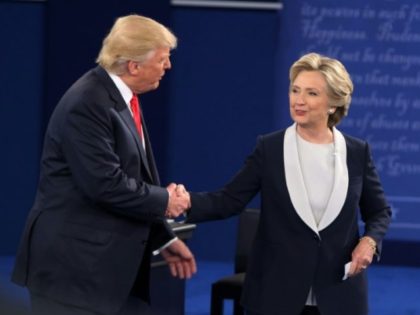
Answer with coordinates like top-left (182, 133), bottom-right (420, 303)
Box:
top-left (296, 134), bottom-right (335, 225)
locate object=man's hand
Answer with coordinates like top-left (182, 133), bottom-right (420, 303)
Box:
top-left (348, 237), bottom-right (376, 277)
top-left (161, 239), bottom-right (197, 279)
top-left (166, 183), bottom-right (191, 218)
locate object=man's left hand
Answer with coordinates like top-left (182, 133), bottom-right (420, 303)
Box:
top-left (161, 239), bottom-right (197, 279)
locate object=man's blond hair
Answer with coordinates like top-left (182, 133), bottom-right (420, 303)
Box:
top-left (97, 15), bottom-right (177, 74)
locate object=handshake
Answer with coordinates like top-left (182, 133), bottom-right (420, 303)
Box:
top-left (165, 183), bottom-right (191, 219)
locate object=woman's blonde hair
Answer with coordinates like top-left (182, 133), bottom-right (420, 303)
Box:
top-left (96, 15), bottom-right (177, 75)
top-left (289, 52), bottom-right (354, 128)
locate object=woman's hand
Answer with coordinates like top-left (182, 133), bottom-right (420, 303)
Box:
top-left (348, 236), bottom-right (376, 276)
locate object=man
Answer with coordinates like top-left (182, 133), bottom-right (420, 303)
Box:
top-left (12, 14), bottom-right (195, 315)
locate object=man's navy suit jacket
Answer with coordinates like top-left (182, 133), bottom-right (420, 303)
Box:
top-left (12, 66), bottom-right (174, 315)
top-left (188, 127), bottom-right (391, 315)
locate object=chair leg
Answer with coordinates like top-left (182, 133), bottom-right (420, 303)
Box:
top-left (233, 300), bottom-right (243, 315)
top-left (210, 291), bottom-right (224, 315)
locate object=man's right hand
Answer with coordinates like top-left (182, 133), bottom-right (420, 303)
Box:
top-left (166, 183), bottom-right (190, 218)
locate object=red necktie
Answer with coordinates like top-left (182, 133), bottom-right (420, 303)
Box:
top-left (130, 93), bottom-right (143, 138)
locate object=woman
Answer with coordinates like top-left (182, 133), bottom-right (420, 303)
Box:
top-left (184, 53), bottom-right (392, 315)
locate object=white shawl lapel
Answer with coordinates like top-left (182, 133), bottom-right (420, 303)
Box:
top-left (318, 127), bottom-right (348, 231)
top-left (284, 124), bottom-right (348, 235)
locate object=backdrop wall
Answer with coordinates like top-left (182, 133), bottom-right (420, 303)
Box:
top-left (1, 0), bottom-right (419, 266)
top-left (0, 1), bottom-right (45, 255)
top-left (168, 6), bottom-right (278, 261)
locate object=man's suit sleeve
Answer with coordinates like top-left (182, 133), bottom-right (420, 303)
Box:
top-left (60, 96), bottom-right (168, 221)
top-left (149, 220), bottom-right (177, 252)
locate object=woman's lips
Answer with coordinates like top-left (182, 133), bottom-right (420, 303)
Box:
top-left (295, 110), bottom-right (306, 116)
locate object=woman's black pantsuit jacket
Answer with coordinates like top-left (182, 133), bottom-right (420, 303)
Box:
top-left (188, 125), bottom-right (391, 315)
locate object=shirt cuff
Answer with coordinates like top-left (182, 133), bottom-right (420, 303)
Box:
top-left (152, 237), bottom-right (179, 256)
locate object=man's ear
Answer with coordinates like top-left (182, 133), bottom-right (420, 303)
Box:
top-left (127, 60), bottom-right (141, 75)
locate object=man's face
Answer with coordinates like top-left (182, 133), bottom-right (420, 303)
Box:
top-left (131, 47), bottom-right (171, 94)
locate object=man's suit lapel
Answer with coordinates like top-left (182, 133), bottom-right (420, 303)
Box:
top-left (140, 114), bottom-right (161, 185)
top-left (119, 109), bottom-right (154, 181)
top-left (93, 66), bottom-right (155, 182)
top-left (283, 124), bottom-right (349, 235)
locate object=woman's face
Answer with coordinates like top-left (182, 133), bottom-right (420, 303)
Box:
top-left (289, 70), bottom-right (331, 130)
